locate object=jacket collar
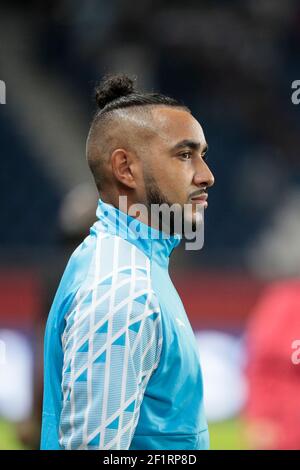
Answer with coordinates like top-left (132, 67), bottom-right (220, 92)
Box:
top-left (94, 198), bottom-right (181, 268)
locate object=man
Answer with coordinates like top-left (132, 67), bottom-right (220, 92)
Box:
top-left (41, 74), bottom-right (215, 450)
top-left (244, 281), bottom-right (300, 449)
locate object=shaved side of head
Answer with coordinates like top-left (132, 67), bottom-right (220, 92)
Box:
top-left (86, 105), bottom-right (176, 193)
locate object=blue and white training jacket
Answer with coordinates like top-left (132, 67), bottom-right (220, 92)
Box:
top-left (41, 198), bottom-right (209, 450)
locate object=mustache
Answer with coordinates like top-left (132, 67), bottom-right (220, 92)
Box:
top-left (189, 188), bottom-right (207, 199)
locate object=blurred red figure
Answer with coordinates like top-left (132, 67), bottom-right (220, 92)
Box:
top-left (244, 281), bottom-right (300, 450)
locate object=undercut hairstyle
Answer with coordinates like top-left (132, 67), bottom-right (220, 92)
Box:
top-left (86, 73), bottom-right (190, 192)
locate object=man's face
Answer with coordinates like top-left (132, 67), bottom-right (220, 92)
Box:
top-left (141, 107), bottom-right (215, 233)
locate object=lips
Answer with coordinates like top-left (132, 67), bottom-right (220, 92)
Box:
top-left (190, 193), bottom-right (208, 207)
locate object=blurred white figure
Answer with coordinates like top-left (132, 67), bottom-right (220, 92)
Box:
top-left (0, 330), bottom-right (33, 422)
top-left (196, 330), bottom-right (247, 422)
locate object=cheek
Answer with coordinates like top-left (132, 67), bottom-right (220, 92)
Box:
top-left (169, 164), bottom-right (192, 190)
top-left (165, 175), bottom-right (190, 203)
top-left (159, 169), bottom-right (180, 192)
top-left (151, 157), bottom-right (192, 199)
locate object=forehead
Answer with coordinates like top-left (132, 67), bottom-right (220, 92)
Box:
top-left (150, 106), bottom-right (206, 149)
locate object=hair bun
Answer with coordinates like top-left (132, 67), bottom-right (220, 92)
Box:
top-left (95, 74), bottom-right (136, 110)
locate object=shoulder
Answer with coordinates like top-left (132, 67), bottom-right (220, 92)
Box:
top-left (64, 232), bottom-right (151, 291)
top-left (76, 232), bottom-right (152, 287)
top-left (63, 234), bottom-right (161, 338)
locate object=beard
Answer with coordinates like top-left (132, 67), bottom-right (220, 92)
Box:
top-left (144, 172), bottom-right (172, 208)
top-left (143, 171), bottom-right (197, 236)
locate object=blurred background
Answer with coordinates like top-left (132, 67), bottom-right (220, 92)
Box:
top-left (0, 0), bottom-right (300, 450)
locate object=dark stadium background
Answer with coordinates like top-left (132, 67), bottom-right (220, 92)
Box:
top-left (0, 0), bottom-right (299, 449)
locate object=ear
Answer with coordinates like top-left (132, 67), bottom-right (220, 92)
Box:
top-left (110, 148), bottom-right (137, 189)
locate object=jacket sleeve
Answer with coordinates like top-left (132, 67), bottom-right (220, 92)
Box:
top-left (58, 272), bottom-right (163, 450)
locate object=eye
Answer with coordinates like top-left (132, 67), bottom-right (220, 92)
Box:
top-left (179, 152), bottom-right (192, 160)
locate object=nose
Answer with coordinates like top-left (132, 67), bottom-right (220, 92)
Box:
top-left (193, 160), bottom-right (215, 189)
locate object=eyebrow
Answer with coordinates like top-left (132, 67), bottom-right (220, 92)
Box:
top-left (171, 139), bottom-right (208, 153)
